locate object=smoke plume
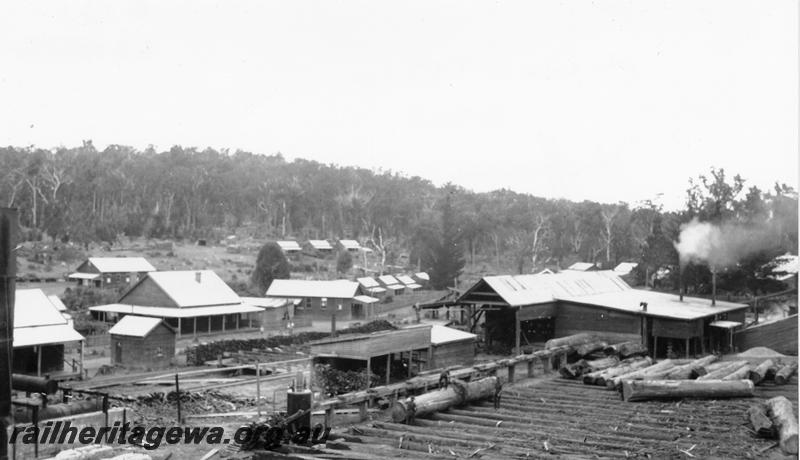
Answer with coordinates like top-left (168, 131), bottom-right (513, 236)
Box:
top-left (674, 218), bottom-right (777, 267)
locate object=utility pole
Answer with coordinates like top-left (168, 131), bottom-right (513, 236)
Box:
top-left (0, 208), bottom-right (19, 460)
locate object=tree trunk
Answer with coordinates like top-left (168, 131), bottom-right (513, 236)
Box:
top-left (390, 377), bottom-right (497, 423)
top-left (748, 359), bottom-right (775, 385)
top-left (697, 361), bottom-right (748, 381)
top-left (621, 379), bottom-right (755, 402)
top-left (748, 402), bottom-right (777, 438)
top-left (661, 355), bottom-right (718, 380)
top-left (766, 396), bottom-right (799, 455)
top-left (607, 359), bottom-right (678, 389)
top-left (775, 362), bottom-right (798, 385)
top-left (721, 364), bottom-right (751, 381)
top-left (583, 357), bottom-right (652, 385)
top-left (545, 333), bottom-right (595, 350)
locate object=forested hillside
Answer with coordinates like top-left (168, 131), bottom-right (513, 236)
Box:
top-left (1, 142), bottom-right (796, 294)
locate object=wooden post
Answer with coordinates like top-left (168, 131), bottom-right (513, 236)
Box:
top-left (685, 338), bottom-right (690, 358)
top-left (175, 373), bottom-right (182, 423)
top-left (527, 359), bottom-right (534, 378)
top-left (325, 406), bottom-right (335, 428)
top-left (407, 349), bottom-right (412, 378)
top-left (79, 340), bottom-right (84, 379)
top-left (507, 363), bottom-right (515, 383)
top-left (208, 316), bottom-right (211, 334)
top-left (36, 346), bottom-right (42, 377)
top-left (255, 361), bottom-right (261, 417)
top-left (514, 309), bottom-right (521, 356)
top-left (221, 315), bottom-right (225, 333)
top-left (359, 400), bottom-right (368, 421)
top-left (193, 317), bottom-right (197, 337)
top-left (236, 314), bottom-right (240, 330)
top-left (366, 358), bottom-right (371, 389)
top-left (177, 317), bottom-right (181, 338)
top-left (653, 336), bottom-right (658, 359)
top-left (385, 354), bottom-right (391, 385)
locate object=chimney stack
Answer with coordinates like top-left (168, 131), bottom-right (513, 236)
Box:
top-left (195, 271), bottom-right (202, 283)
top-left (711, 266), bottom-right (717, 306)
top-left (679, 264), bottom-right (684, 302)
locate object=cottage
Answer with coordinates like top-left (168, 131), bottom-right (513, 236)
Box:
top-left (356, 277), bottom-right (386, 298)
top-left (429, 325), bottom-right (476, 369)
top-left (768, 254), bottom-right (798, 289)
top-left (338, 239), bottom-right (362, 252)
top-left (276, 240), bottom-right (303, 254)
top-left (307, 240), bottom-right (334, 255)
top-left (266, 279), bottom-right (379, 321)
top-left (89, 270), bottom-right (263, 337)
top-left (396, 274), bottom-right (422, 291)
top-left (565, 262), bottom-right (598, 272)
top-left (413, 272), bottom-right (430, 287)
top-left (240, 296), bottom-right (300, 331)
top-left (378, 275), bottom-right (405, 296)
top-left (458, 271), bottom-right (750, 358)
top-left (108, 315), bottom-right (176, 368)
top-left (14, 289), bottom-right (84, 377)
top-left (68, 257), bottom-right (156, 289)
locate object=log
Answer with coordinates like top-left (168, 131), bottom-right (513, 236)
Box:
top-left (662, 355), bottom-right (718, 380)
top-left (691, 360), bottom-right (729, 378)
top-left (747, 402), bottom-right (777, 438)
top-left (607, 359), bottom-right (677, 389)
top-left (765, 396), bottom-right (799, 455)
top-left (696, 361), bottom-right (747, 381)
top-left (559, 360), bottom-right (587, 379)
top-left (390, 376), bottom-right (497, 423)
top-left (775, 362), bottom-right (798, 385)
top-left (621, 379), bottom-right (755, 402)
top-left (560, 355), bottom-right (619, 379)
top-left (589, 357), bottom-right (653, 386)
top-left (604, 341), bottom-right (648, 359)
top-left (574, 341), bottom-right (608, 357)
top-left (748, 359), bottom-right (775, 385)
top-left (721, 364), bottom-right (751, 381)
top-left (545, 333), bottom-right (596, 350)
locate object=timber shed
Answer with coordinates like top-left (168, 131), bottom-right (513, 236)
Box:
top-left (108, 315), bottom-right (176, 368)
top-left (429, 325), bottom-right (476, 369)
top-left (458, 271), bottom-right (750, 358)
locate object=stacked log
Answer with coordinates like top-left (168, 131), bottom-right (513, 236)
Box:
top-left (721, 364), bottom-right (751, 381)
top-left (583, 357), bottom-right (652, 386)
top-left (603, 341), bottom-right (648, 359)
top-left (661, 355), bottom-right (717, 380)
top-left (607, 359), bottom-right (678, 389)
top-left (574, 341), bottom-right (608, 357)
top-left (747, 359), bottom-right (774, 385)
top-left (765, 396), bottom-right (799, 455)
top-left (775, 362), bottom-right (798, 385)
top-left (691, 360), bottom-right (730, 378)
top-left (559, 356), bottom-right (619, 379)
top-left (621, 379), bottom-right (755, 402)
top-left (545, 333), bottom-right (596, 350)
top-left (696, 361), bottom-right (747, 381)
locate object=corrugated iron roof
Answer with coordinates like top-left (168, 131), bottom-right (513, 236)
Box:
top-left (15, 289), bottom-right (69, 328)
top-left (108, 315), bottom-right (165, 337)
top-left (146, 270), bottom-right (242, 307)
top-left (566, 262), bottom-right (597, 271)
top-left (353, 295), bottom-right (380, 304)
top-left (276, 240), bottom-right (302, 251)
top-left (414, 272), bottom-right (430, 281)
top-left (88, 257), bottom-right (156, 273)
top-left (430, 325), bottom-right (477, 345)
top-left (378, 275), bottom-right (402, 286)
top-left (308, 240), bottom-right (333, 250)
top-left (357, 277), bottom-right (381, 288)
top-left (89, 303), bottom-right (263, 318)
top-left (614, 262), bottom-right (638, 275)
top-left (339, 240), bottom-right (361, 250)
top-left (266, 279), bottom-right (360, 299)
top-left (48, 295), bottom-right (67, 312)
top-left (15, 323), bottom-right (84, 347)
top-left (396, 275), bottom-right (417, 286)
top-left (67, 273), bottom-right (100, 280)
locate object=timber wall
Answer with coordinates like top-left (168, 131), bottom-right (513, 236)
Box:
top-left (733, 315), bottom-right (798, 355)
top-left (430, 340), bottom-right (475, 369)
top-left (554, 302), bottom-right (641, 342)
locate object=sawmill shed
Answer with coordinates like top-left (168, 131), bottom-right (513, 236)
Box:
top-left (67, 256), bottom-right (155, 289)
top-left (89, 270), bottom-right (263, 337)
top-left (108, 315), bottom-right (176, 368)
top-left (458, 271), bottom-right (750, 358)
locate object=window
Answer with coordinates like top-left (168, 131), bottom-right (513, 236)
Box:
top-left (320, 298), bottom-right (327, 310)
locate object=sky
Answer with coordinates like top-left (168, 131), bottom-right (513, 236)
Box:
top-left (1, 1), bottom-right (797, 211)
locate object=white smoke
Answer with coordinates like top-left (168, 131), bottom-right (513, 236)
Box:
top-left (674, 218), bottom-right (777, 267)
